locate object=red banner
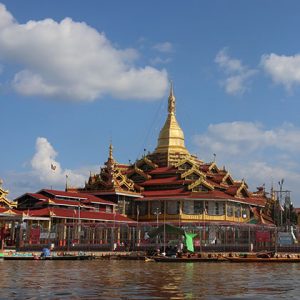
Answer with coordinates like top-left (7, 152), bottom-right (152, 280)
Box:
top-left (30, 228), bottom-right (41, 244)
top-left (256, 231), bottom-right (270, 242)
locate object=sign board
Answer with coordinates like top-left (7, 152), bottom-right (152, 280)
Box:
top-left (277, 232), bottom-right (293, 246)
top-left (40, 232), bottom-right (56, 239)
top-left (40, 232), bottom-right (49, 239)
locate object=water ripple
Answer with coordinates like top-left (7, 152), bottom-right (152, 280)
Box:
top-left (0, 260), bottom-right (300, 299)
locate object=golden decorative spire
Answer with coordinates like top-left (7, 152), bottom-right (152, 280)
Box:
top-left (168, 81), bottom-right (175, 115)
top-left (154, 82), bottom-right (190, 164)
top-left (109, 143), bottom-right (113, 160)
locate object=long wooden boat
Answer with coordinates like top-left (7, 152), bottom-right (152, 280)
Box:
top-left (117, 255), bottom-right (149, 261)
top-left (153, 256), bottom-right (222, 263)
top-left (4, 254), bottom-right (95, 261)
top-left (227, 256), bottom-right (300, 263)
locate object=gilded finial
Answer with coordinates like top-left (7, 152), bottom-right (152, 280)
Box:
top-left (168, 81), bottom-right (176, 115)
top-left (109, 143), bottom-right (113, 160)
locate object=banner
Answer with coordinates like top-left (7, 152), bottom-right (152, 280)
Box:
top-left (256, 231), bottom-right (270, 242)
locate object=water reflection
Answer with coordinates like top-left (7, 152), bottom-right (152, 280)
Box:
top-left (0, 260), bottom-right (300, 299)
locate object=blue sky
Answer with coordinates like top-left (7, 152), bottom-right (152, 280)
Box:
top-left (1, 1), bottom-right (300, 205)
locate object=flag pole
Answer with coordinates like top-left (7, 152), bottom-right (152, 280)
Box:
top-left (50, 163), bottom-right (57, 190)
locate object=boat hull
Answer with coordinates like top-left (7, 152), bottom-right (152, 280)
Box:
top-left (4, 255), bottom-right (95, 261)
top-left (227, 257), bottom-right (300, 263)
top-left (154, 256), bottom-right (221, 262)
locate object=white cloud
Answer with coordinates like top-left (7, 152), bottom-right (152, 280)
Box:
top-left (215, 48), bottom-right (257, 95)
top-left (193, 121), bottom-right (300, 204)
top-left (0, 4), bottom-right (168, 101)
top-left (153, 42), bottom-right (173, 53)
top-left (194, 121), bottom-right (300, 157)
top-left (261, 53), bottom-right (300, 91)
top-left (30, 137), bottom-right (86, 187)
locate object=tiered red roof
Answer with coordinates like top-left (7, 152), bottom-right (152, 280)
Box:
top-left (124, 155), bottom-right (269, 209)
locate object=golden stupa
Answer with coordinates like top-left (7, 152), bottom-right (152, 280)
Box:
top-left (150, 83), bottom-right (191, 166)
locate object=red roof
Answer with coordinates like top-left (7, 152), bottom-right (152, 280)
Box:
top-left (199, 164), bottom-right (212, 172)
top-left (23, 207), bottom-right (135, 223)
top-left (141, 176), bottom-right (189, 186)
top-left (226, 186), bottom-right (239, 196)
top-left (40, 189), bottom-right (115, 206)
top-left (27, 193), bottom-right (48, 201)
top-left (0, 207), bottom-right (21, 216)
top-left (47, 198), bottom-right (95, 209)
top-left (209, 174), bottom-right (226, 184)
top-left (148, 167), bottom-right (178, 175)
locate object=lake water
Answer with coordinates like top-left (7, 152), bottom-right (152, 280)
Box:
top-left (0, 260), bottom-right (299, 299)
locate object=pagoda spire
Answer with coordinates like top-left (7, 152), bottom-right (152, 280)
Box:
top-left (109, 142), bottom-right (114, 161)
top-left (153, 81), bottom-right (190, 165)
top-left (168, 81), bottom-right (176, 115)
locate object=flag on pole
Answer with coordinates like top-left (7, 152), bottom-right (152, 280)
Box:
top-left (279, 203), bottom-right (284, 211)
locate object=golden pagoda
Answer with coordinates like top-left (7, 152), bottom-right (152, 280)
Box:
top-left (149, 82), bottom-right (197, 166)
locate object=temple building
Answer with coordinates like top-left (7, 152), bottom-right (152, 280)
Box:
top-left (79, 83), bottom-right (273, 227)
top-left (4, 83), bottom-right (277, 251)
top-left (70, 83), bottom-right (275, 249)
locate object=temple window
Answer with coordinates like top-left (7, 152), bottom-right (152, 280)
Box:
top-left (207, 201), bottom-right (224, 215)
top-left (167, 201), bottom-right (179, 215)
top-left (207, 202), bottom-right (214, 215)
top-left (183, 200), bottom-right (194, 214)
top-left (234, 204), bottom-right (241, 218)
top-left (194, 201), bottom-right (204, 214)
top-left (227, 203), bottom-right (234, 217)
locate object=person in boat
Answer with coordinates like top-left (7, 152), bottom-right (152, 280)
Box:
top-left (40, 246), bottom-right (51, 258)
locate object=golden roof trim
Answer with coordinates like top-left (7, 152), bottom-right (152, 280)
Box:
top-left (181, 166), bottom-right (205, 179)
top-left (188, 177), bottom-right (214, 191)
